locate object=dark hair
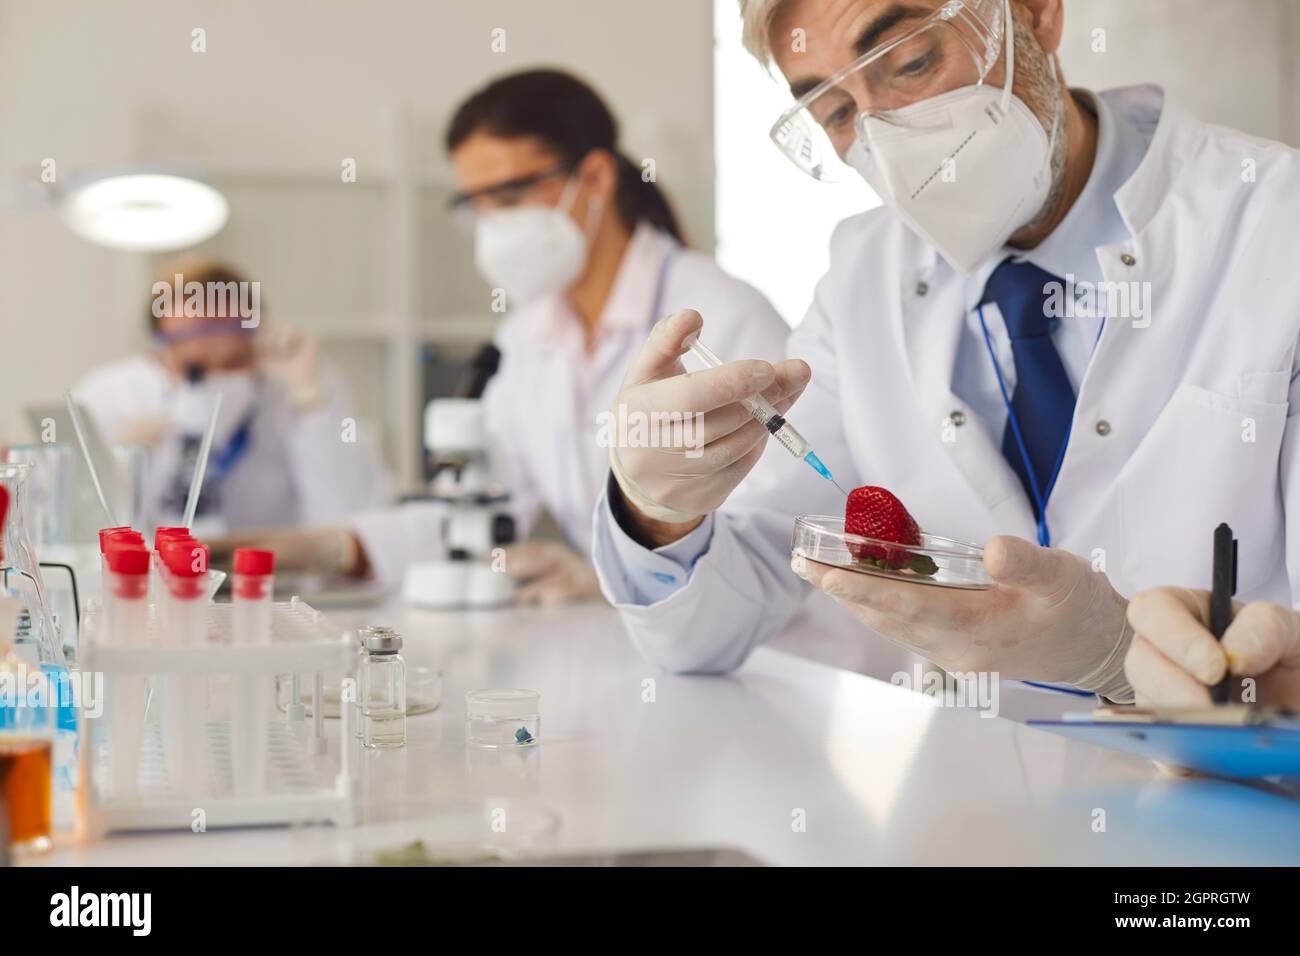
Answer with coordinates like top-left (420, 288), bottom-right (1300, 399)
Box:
top-left (445, 69), bottom-right (685, 243)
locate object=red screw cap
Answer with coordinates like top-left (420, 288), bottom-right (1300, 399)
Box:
top-left (153, 526), bottom-right (190, 551)
top-left (161, 540), bottom-right (208, 577)
top-left (233, 548), bottom-right (275, 576)
top-left (106, 545), bottom-right (151, 576)
top-left (98, 526), bottom-right (136, 553)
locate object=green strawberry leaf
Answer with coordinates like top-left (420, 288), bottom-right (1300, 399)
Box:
top-left (853, 552), bottom-right (938, 577)
top-left (907, 553), bottom-right (939, 576)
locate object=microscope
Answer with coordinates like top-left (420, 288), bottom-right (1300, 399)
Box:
top-left (401, 346), bottom-right (516, 609)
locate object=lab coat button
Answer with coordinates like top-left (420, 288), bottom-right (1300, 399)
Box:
top-left (1095, 419), bottom-right (1112, 436)
top-left (948, 410), bottom-right (966, 427)
top-left (915, 281), bottom-right (929, 296)
top-left (1120, 253), bottom-right (1137, 267)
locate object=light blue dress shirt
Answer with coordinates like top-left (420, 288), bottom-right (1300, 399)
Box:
top-left (600, 90), bottom-right (1152, 607)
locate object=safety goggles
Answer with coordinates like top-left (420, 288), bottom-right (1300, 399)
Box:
top-left (769, 0), bottom-right (1006, 181)
top-left (447, 161), bottom-right (576, 222)
top-left (152, 318), bottom-right (255, 347)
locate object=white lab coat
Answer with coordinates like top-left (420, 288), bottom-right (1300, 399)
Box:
top-left (352, 224), bottom-right (791, 589)
top-left (594, 85), bottom-right (1300, 674)
top-left (73, 355), bottom-right (391, 533)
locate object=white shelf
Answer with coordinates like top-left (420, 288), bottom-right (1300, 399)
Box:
top-left (141, 111), bottom-right (480, 486)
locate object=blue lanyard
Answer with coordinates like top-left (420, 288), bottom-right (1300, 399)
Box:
top-left (207, 418), bottom-right (252, 483)
top-left (976, 306), bottom-right (1104, 547)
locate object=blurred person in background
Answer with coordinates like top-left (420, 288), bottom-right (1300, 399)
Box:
top-left (214, 69), bottom-right (790, 605)
top-left (73, 258), bottom-right (391, 537)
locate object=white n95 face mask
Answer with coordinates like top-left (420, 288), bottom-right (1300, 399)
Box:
top-left (473, 177), bottom-right (595, 306)
top-left (844, 3), bottom-right (1060, 276)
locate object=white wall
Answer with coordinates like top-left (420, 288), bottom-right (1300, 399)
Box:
top-left (1059, 0), bottom-right (1300, 146)
top-left (0, 0), bottom-right (717, 454)
top-left (713, 0), bottom-right (878, 329)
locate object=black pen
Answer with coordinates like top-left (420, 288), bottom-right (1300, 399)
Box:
top-left (1209, 522), bottom-right (1238, 705)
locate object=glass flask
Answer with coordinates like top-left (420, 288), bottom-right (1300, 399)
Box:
top-left (0, 463), bottom-right (65, 666)
top-left (3, 445), bottom-right (72, 550)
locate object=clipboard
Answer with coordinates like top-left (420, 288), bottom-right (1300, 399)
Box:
top-left (1030, 712), bottom-right (1300, 778)
top-left (1033, 522), bottom-right (1300, 780)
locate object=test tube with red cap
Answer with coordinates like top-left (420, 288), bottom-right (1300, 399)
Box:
top-left (159, 538), bottom-right (209, 796)
top-left (232, 549), bottom-right (274, 645)
top-left (151, 527), bottom-right (191, 609)
top-left (231, 548), bottom-right (275, 795)
top-left (103, 544), bottom-right (150, 799)
top-left (103, 544), bottom-right (149, 644)
top-left (98, 527), bottom-right (144, 583)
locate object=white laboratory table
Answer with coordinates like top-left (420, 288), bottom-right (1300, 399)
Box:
top-left (33, 600), bottom-right (1300, 866)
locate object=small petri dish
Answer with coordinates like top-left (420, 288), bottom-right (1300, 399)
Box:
top-left (465, 689), bottom-right (540, 749)
top-left (275, 666), bottom-right (442, 718)
top-left (791, 514), bottom-right (994, 590)
top-left (351, 797), bottom-right (560, 865)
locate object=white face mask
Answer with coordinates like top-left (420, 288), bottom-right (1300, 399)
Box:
top-left (472, 177), bottom-right (598, 306)
top-left (845, 1), bottom-right (1061, 276)
top-left (172, 369), bottom-right (260, 448)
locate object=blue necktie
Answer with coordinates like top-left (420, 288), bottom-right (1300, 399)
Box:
top-left (981, 259), bottom-right (1076, 519)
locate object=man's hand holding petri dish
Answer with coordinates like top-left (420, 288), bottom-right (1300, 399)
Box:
top-left (792, 534), bottom-right (1137, 701)
top-left (609, 309), bottom-right (811, 548)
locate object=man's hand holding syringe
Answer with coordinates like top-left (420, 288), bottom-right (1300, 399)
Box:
top-left (608, 309), bottom-right (827, 548)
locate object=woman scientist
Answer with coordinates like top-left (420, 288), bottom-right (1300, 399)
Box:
top-left (217, 69), bottom-right (790, 605)
top-left (73, 258), bottom-right (392, 536)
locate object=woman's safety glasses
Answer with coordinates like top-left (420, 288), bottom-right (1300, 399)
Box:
top-left (447, 161), bottom-right (576, 229)
top-left (769, 0), bottom-right (1006, 181)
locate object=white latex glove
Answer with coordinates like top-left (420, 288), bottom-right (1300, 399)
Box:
top-left (503, 541), bottom-right (602, 607)
top-left (609, 309), bottom-right (811, 524)
top-left (1126, 588), bottom-right (1300, 711)
top-left (208, 525), bottom-right (362, 577)
top-left (792, 535), bottom-right (1135, 701)
top-left (255, 323), bottom-right (324, 411)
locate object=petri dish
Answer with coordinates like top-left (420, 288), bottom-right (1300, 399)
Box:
top-left (349, 797), bottom-right (561, 865)
top-left (274, 666), bottom-right (442, 718)
top-left (791, 514), bottom-right (994, 590)
top-left (465, 689), bottom-right (540, 749)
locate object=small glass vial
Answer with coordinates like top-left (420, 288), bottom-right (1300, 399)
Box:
top-left (359, 628), bottom-right (406, 750)
top-left (353, 626), bottom-right (392, 739)
top-left (465, 689), bottom-right (540, 749)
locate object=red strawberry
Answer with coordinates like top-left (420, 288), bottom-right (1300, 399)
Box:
top-left (843, 486), bottom-right (937, 576)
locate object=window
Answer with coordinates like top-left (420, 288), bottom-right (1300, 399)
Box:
top-left (713, 0), bottom-right (880, 328)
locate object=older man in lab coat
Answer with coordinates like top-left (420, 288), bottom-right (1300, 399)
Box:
top-left (591, 0), bottom-right (1300, 701)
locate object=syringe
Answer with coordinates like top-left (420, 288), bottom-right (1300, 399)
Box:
top-left (682, 332), bottom-right (848, 496)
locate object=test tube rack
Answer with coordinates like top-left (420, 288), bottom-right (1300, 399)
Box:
top-left (77, 597), bottom-right (359, 834)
